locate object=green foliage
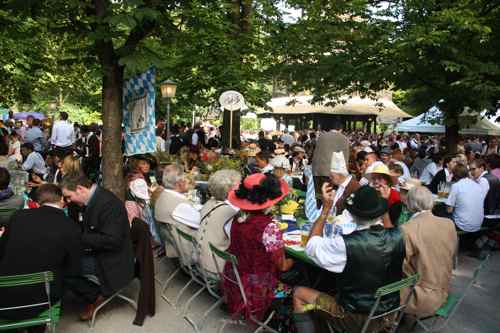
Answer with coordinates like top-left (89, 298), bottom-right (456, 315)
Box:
top-left (1, 0), bottom-right (283, 117)
top-left (240, 117), bottom-right (260, 130)
top-left (54, 103), bottom-right (102, 125)
top-left (385, 0), bottom-right (500, 122)
top-left (270, 0), bottom-right (395, 101)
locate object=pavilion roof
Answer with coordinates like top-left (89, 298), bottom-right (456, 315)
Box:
top-left (258, 95), bottom-right (411, 120)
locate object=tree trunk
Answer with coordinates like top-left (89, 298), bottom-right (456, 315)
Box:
top-left (445, 123), bottom-right (459, 154)
top-left (230, 0), bottom-right (241, 36)
top-left (101, 63), bottom-right (125, 199)
top-left (240, 0), bottom-right (253, 33)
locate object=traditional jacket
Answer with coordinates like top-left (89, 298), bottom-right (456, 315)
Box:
top-left (196, 198), bottom-right (238, 275)
top-left (400, 211), bottom-right (457, 316)
top-left (154, 190), bottom-right (197, 260)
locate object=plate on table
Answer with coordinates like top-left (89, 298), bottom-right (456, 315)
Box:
top-left (283, 231), bottom-right (303, 251)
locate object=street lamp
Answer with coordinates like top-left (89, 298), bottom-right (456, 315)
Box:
top-left (48, 101), bottom-right (58, 111)
top-left (48, 101), bottom-right (58, 127)
top-left (160, 80), bottom-right (177, 140)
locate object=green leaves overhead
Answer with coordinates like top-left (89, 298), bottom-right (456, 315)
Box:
top-left (1, 0), bottom-right (498, 126)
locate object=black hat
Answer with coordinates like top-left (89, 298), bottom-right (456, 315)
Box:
top-left (345, 185), bottom-right (388, 219)
top-left (131, 153), bottom-right (157, 169)
top-left (379, 146), bottom-right (392, 155)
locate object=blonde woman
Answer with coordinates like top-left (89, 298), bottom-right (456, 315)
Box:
top-left (60, 155), bottom-right (82, 178)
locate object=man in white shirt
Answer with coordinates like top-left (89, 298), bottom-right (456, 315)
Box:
top-left (20, 143), bottom-right (47, 177)
top-left (280, 129), bottom-right (295, 146)
top-left (191, 131), bottom-right (199, 146)
top-left (155, 164), bottom-right (201, 259)
top-left (469, 159), bottom-right (490, 197)
top-left (50, 112), bottom-right (75, 156)
top-left (292, 185), bottom-right (404, 333)
top-left (446, 164), bottom-right (486, 232)
top-left (391, 148), bottom-right (411, 182)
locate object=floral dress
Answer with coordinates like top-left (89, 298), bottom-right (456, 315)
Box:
top-left (222, 213), bottom-right (284, 322)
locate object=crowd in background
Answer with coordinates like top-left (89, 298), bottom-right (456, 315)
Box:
top-left (0, 113), bottom-right (499, 332)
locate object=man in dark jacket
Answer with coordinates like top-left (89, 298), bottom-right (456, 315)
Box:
top-left (0, 184), bottom-right (82, 320)
top-left (428, 155), bottom-right (456, 194)
top-left (0, 167), bottom-right (24, 227)
top-left (61, 174), bottom-right (134, 321)
top-left (83, 123), bottom-right (101, 181)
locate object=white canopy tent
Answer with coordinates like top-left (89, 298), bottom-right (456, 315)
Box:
top-left (395, 109), bottom-right (500, 136)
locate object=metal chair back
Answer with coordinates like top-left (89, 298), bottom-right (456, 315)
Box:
top-left (178, 229), bottom-right (221, 298)
top-left (176, 230), bottom-right (223, 332)
top-left (158, 222), bottom-right (181, 258)
top-left (361, 273), bottom-right (420, 333)
top-left (209, 242), bottom-right (279, 333)
top-left (175, 227), bottom-right (202, 280)
top-left (0, 271), bottom-right (59, 332)
top-left (209, 242), bottom-right (247, 306)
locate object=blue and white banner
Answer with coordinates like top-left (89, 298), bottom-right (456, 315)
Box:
top-left (123, 67), bottom-right (156, 156)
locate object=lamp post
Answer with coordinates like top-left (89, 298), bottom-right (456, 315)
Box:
top-left (48, 101), bottom-right (58, 128)
top-left (48, 101), bottom-right (58, 112)
top-left (160, 80), bottom-right (177, 140)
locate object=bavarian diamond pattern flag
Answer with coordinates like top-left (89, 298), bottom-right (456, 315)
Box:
top-left (123, 67), bottom-right (156, 156)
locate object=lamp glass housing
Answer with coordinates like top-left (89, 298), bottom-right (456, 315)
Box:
top-left (160, 80), bottom-right (177, 99)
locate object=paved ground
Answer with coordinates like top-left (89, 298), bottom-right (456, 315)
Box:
top-left (58, 253), bottom-right (500, 333)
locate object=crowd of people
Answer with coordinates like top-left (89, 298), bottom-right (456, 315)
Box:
top-left (0, 113), bottom-right (499, 332)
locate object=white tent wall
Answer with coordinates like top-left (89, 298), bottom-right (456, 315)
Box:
top-left (395, 110), bottom-right (500, 136)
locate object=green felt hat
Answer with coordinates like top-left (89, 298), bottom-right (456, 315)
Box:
top-left (345, 185), bottom-right (388, 220)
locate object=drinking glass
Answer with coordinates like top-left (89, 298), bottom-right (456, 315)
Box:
top-left (300, 224), bottom-right (311, 247)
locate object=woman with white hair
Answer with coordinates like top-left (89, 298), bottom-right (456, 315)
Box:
top-left (400, 186), bottom-right (457, 318)
top-left (196, 169), bottom-right (241, 275)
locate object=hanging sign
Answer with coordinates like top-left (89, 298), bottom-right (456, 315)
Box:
top-left (219, 90), bottom-right (244, 111)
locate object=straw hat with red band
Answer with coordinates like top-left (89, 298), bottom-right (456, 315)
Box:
top-left (228, 173), bottom-right (289, 211)
top-left (365, 164), bottom-right (398, 186)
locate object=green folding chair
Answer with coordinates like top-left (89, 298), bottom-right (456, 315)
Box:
top-left (416, 255), bottom-right (490, 332)
top-left (0, 271), bottom-right (60, 332)
top-left (209, 242), bottom-right (279, 333)
top-left (156, 222), bottom-right (182, 306)
top-left (360, 273), bottom-right (420, 333)
top-left (303, 273), bottom-right (420, 333)
top-left (176, 228), bottom-right (223, 332)
top-left (174, 227), bottom-right (207, 308)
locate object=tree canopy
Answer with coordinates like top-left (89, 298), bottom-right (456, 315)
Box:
top-left (1, 0), bottom-right (499, 193)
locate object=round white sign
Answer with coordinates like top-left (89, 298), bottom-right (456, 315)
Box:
top-left (219, 90), bottom-right (245, 111)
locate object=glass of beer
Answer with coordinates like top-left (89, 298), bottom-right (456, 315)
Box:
top-left (301, 224), bottom-right (311, 247)
top-left (437, 182), bottom-right (446, 198)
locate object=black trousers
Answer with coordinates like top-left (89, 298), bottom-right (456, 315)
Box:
top-left (64, 255), bottom-right (102, 304)
top-left (53, 145), bottom-right (73, 158)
